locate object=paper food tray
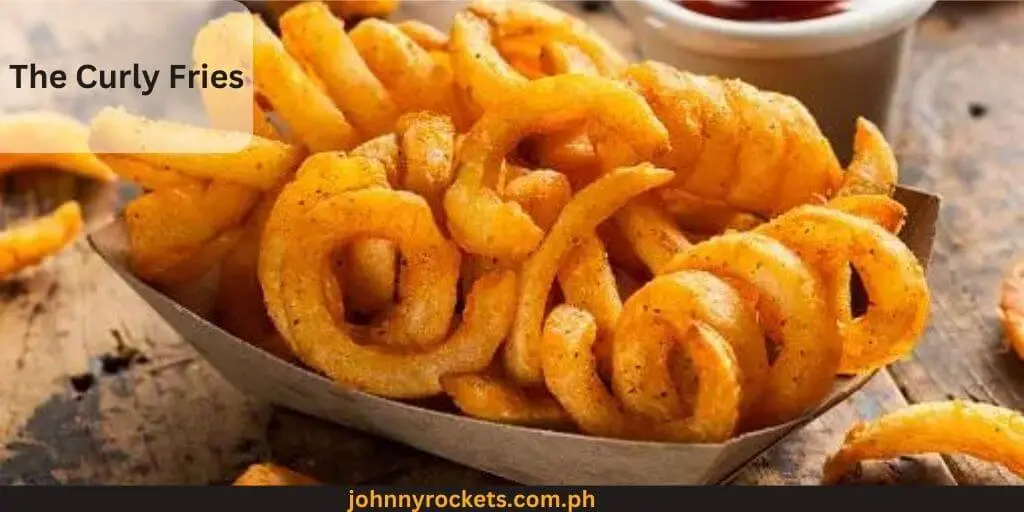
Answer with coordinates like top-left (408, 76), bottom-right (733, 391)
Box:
top-left (87, 186), bottom-right (940, 485)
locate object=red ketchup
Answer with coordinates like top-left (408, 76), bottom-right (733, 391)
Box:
top-left (679, 1), bottom-right (851, 22)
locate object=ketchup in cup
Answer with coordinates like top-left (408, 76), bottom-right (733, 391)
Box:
top-left (679, 1), bottom-right (852, 22)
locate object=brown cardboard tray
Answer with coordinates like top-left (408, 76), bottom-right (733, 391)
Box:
top-left (87, 186), bottom-right (940, 485)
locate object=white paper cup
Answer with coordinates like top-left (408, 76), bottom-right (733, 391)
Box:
top-left (613, 0), bottom-right (937, 161)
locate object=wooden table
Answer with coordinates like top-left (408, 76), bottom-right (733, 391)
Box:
top-left (2, 2), bottom-right (1023, 486)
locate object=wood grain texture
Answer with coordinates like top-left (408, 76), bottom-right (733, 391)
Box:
top-left (0, 175), bottom-right (269, 485)
top-left (0, 1), bottom-right (1021, 486)
top-left (732, 373), bottom-right (954, 486)
top-left (885, 1), bottom-right (1024, 486)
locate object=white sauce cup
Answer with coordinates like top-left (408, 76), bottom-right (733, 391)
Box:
top-left (613, 0), bottom-right (937, 160)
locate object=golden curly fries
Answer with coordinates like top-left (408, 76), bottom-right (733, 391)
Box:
top-left (823, 401), bottom-right (1024, 484)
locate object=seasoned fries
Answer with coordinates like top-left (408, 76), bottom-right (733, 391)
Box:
top-left (94, 1), bottom-right (936, 447)
top-left (823, 402), bottom-right (1024, 483)
top-left (0, 202), bottom-right (84, 278)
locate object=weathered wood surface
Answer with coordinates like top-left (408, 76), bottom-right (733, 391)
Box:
top-left (886, 1), bottom-right (1024, 486)
top-left (1, 2), bottom-right (1022, 486)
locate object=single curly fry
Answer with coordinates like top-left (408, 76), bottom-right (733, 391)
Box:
top-left (998, 260), bottom-right (1024, 361)
top-left (756, 205), bottom-right (929, 375)
top-left (541, 305), bottom-right (741, 442)
top-left (262, 189), bottom-right (515, 398)
top-left (619, 61), bottom-right (843, 217)
top-left (835, 118), bottom-right (899, 198)
top-left (665, 233), bottom-right (840, 426)
top-left (613, 271), bottom-right (768, 423)
top-left (504, 164), bottom-right (674, 386)
top-left (261, 154), bottom-right (389, 332)
top-left (0, 201), bottom-right (83, 278)
top-left (0, 112), bottom-right (115, 182)
top-left (262, 154), bottom-right (448, 349)
top-left (822, 401), bottom-right (1024, 484)
top-left (280, 2), bottom-right (400, 139)
top-left (89, 107), bottom-right (304, 191)
top-left (445, 75), bottom-right (670, 259)
top-left (441, 372), bottom-right (573, 429)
